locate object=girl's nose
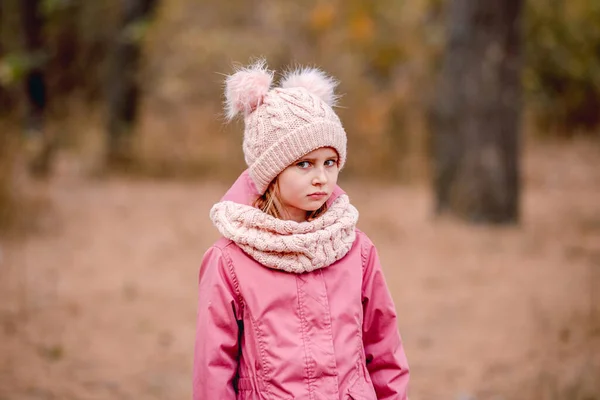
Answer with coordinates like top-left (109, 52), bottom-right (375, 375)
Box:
top-left (312, 168), bottom-right (328, 185)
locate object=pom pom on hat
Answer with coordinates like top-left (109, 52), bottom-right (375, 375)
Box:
top-left (225, 59), bottom-right (273, 120)
top-left (280, 67), bottom-right (339, 107)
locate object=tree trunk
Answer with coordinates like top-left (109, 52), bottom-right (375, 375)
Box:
top-left (0, 1), bottom-right (14, 117)
top-left (0, 1), bottom-right (13, 228)
top-left (106, 0), bottom-right (158, 169)
top-left (21, 0), bottom-right (54, 177)
top-left (431, 0), bottom-right (523, 224)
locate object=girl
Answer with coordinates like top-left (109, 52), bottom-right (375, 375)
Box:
top-left (193, 60), bottom-right (409, 400)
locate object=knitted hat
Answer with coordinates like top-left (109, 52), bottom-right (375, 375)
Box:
top-left (224, 60), bottom-right (347, 195)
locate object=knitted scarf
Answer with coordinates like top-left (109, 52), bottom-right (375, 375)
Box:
top-left (209, 194), bottom-right (359, 273)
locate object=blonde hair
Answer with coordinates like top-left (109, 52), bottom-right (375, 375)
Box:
top-left (253, 179), bottom-right (328, 221)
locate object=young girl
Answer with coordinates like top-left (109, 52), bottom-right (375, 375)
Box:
top-left (193, 60), bottom-right (409, 400)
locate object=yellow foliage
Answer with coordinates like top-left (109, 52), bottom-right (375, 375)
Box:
top-left (309, 3), bottom-right (336, 32)
top-left (349, 13), bottom-right (374, 43)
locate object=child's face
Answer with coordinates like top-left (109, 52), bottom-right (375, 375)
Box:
top-left (276, 147), bottom-right (340, 222)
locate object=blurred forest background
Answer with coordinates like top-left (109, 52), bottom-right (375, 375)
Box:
top-left (1, 0), bottom-right (599, 399)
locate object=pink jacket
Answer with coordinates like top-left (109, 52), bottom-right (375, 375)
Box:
top-left (193, 172), bottom-right (409, 399)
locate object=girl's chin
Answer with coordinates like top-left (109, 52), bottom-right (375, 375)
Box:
top-left (301, 201), bottom-right (326, 212)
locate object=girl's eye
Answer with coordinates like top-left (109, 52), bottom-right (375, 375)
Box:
top-left (297, 161), bottom-right (311, 168)
top-left (325, 159), bottom-right (337, 167)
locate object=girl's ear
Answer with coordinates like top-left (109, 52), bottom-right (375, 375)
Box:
top-left (280, 67), bottom-right (339, 107)
top-left (224, 59), bottom-right (273, 120)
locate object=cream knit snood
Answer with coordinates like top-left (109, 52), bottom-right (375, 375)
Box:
top-left (210, 195), bottom-right (359, 273)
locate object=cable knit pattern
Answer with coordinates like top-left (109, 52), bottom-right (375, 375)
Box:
top-left (243, 87), bottom-right (347, 195)
top-left (210, 195), bottom-right (359, 273)
top-left (224, 61), bottom-right (347, 195)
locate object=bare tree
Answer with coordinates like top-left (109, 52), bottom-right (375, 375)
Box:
top-left (21, 0), bottom-right (54, 177)
top-left (430, 0), bottom-right (523, 223)
top-left (106, 0), bottom-right (159, 169)
top-left (0, 0), bottom-right (13, 227)
top-left (0, 1), bottom-right (11, 116)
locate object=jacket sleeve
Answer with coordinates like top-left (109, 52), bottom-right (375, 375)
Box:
top-left (193, 246), bottom-right (242, 400)
top-left (361, 238), bottom-right (410, 400)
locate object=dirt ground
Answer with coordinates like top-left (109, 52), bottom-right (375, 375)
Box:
top-left (1, 140), bottom-right (599, 400)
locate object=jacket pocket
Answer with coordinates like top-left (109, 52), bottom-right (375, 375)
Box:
top-left (346, 376), bottom-right (378, 400)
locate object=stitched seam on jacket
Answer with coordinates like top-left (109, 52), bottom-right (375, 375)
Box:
top-left (296, 278), bottom-right (315, 400)
top-left (221, 247), bottom-right (244, 310)
top-left (355, 317), bottom-right (363, 387)
top-left (222, 247), bottom-right (273, 399)
top-left (358, 231), bottom-right (369, 275)
top-left (357, 233), bottom-right (369, 385)
top-left (249, 311), bottom-right (273, 399)
top-left (319, 269), bottom-right (340, 398)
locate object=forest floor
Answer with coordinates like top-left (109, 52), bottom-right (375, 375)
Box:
top-left (1, 139), bottom-right (600, 400)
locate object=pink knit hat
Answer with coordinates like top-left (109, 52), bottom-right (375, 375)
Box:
top-left (224, 60), bottom-right (347, 195)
